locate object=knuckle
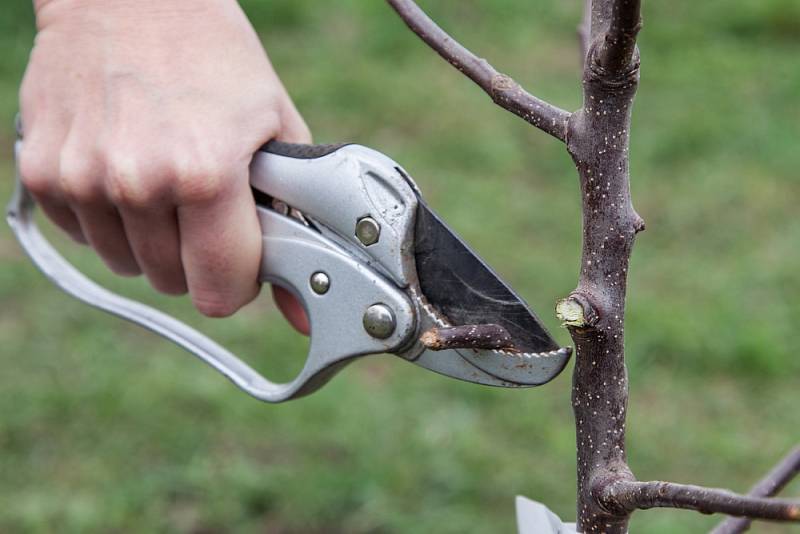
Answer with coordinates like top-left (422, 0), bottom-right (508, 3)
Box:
top-left (105, 152), bottom-right (157, 208)
top-left (58, 151), bottom-right (102, 205)
top-left (59, 175), bottom-right (100, 206)
top-left (18, 149), bottom-right (53, 197)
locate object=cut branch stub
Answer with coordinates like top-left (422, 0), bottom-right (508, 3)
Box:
top-left (556, 293), bottom-right (599, 329)
top-left (420, 324), bottom-right (517, 352)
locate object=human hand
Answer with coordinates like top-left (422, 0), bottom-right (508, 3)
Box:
top-left (20, 0), bottom-right (310, 332)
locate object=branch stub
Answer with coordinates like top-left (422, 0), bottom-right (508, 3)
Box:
top-left (556, 294), bottom-right (598, 328)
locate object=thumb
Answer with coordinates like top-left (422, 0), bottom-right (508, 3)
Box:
top-left (277, 99), bottom-right (312, 144)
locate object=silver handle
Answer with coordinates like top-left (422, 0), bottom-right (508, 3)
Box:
top-left (7, 140), bottom-right (415, 403)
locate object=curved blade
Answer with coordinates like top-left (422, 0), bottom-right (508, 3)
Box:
top-left (413, 200), bottom-right (570, 385)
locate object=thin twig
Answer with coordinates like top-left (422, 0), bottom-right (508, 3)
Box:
top-left (711, 446), bottom-right (800, 534)
top-left (596, 0), bottom-right (642, 75)
top-left (386, 0), bottom-right (571, 142)
top-left (420, 324), bottom-right (517, 352)
top-left (598, 479), bottom-right (800, 523)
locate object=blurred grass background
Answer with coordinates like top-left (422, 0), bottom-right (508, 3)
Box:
top-left (1, 1), bottom-right (798, 532)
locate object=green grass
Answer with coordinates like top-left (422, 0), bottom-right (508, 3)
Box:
top-left (1, 1), bottom-right (799, 532)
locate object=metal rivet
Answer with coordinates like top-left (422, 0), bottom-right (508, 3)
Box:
top-left (309, 271), bottom-right (330, 295)
top-left (362, 304), bottom-right (395, 339)
top-left (355, 216), bottom-right (381, 246)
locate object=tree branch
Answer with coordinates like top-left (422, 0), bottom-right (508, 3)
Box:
top-left (596, 0), bottom-right (642, 75)
top-left (712, 446), bottom-right (800, 534)
top-left (386, 0), bottom-right (571, 142)
top-left (597, 479), bottom-right (800, 523)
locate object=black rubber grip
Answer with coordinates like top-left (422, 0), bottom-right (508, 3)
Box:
top-left (261, 140), bottom-right (350, 159)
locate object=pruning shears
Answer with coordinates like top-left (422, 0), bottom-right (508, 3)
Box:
top-left (7, 119), bottom-right (571, 402)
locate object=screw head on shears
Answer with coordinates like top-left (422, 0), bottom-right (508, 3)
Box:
top-left (355, 216), bottom-right (381, 246)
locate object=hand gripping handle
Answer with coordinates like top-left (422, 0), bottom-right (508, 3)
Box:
top-left (7, 140), bottom-right (415, 403)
